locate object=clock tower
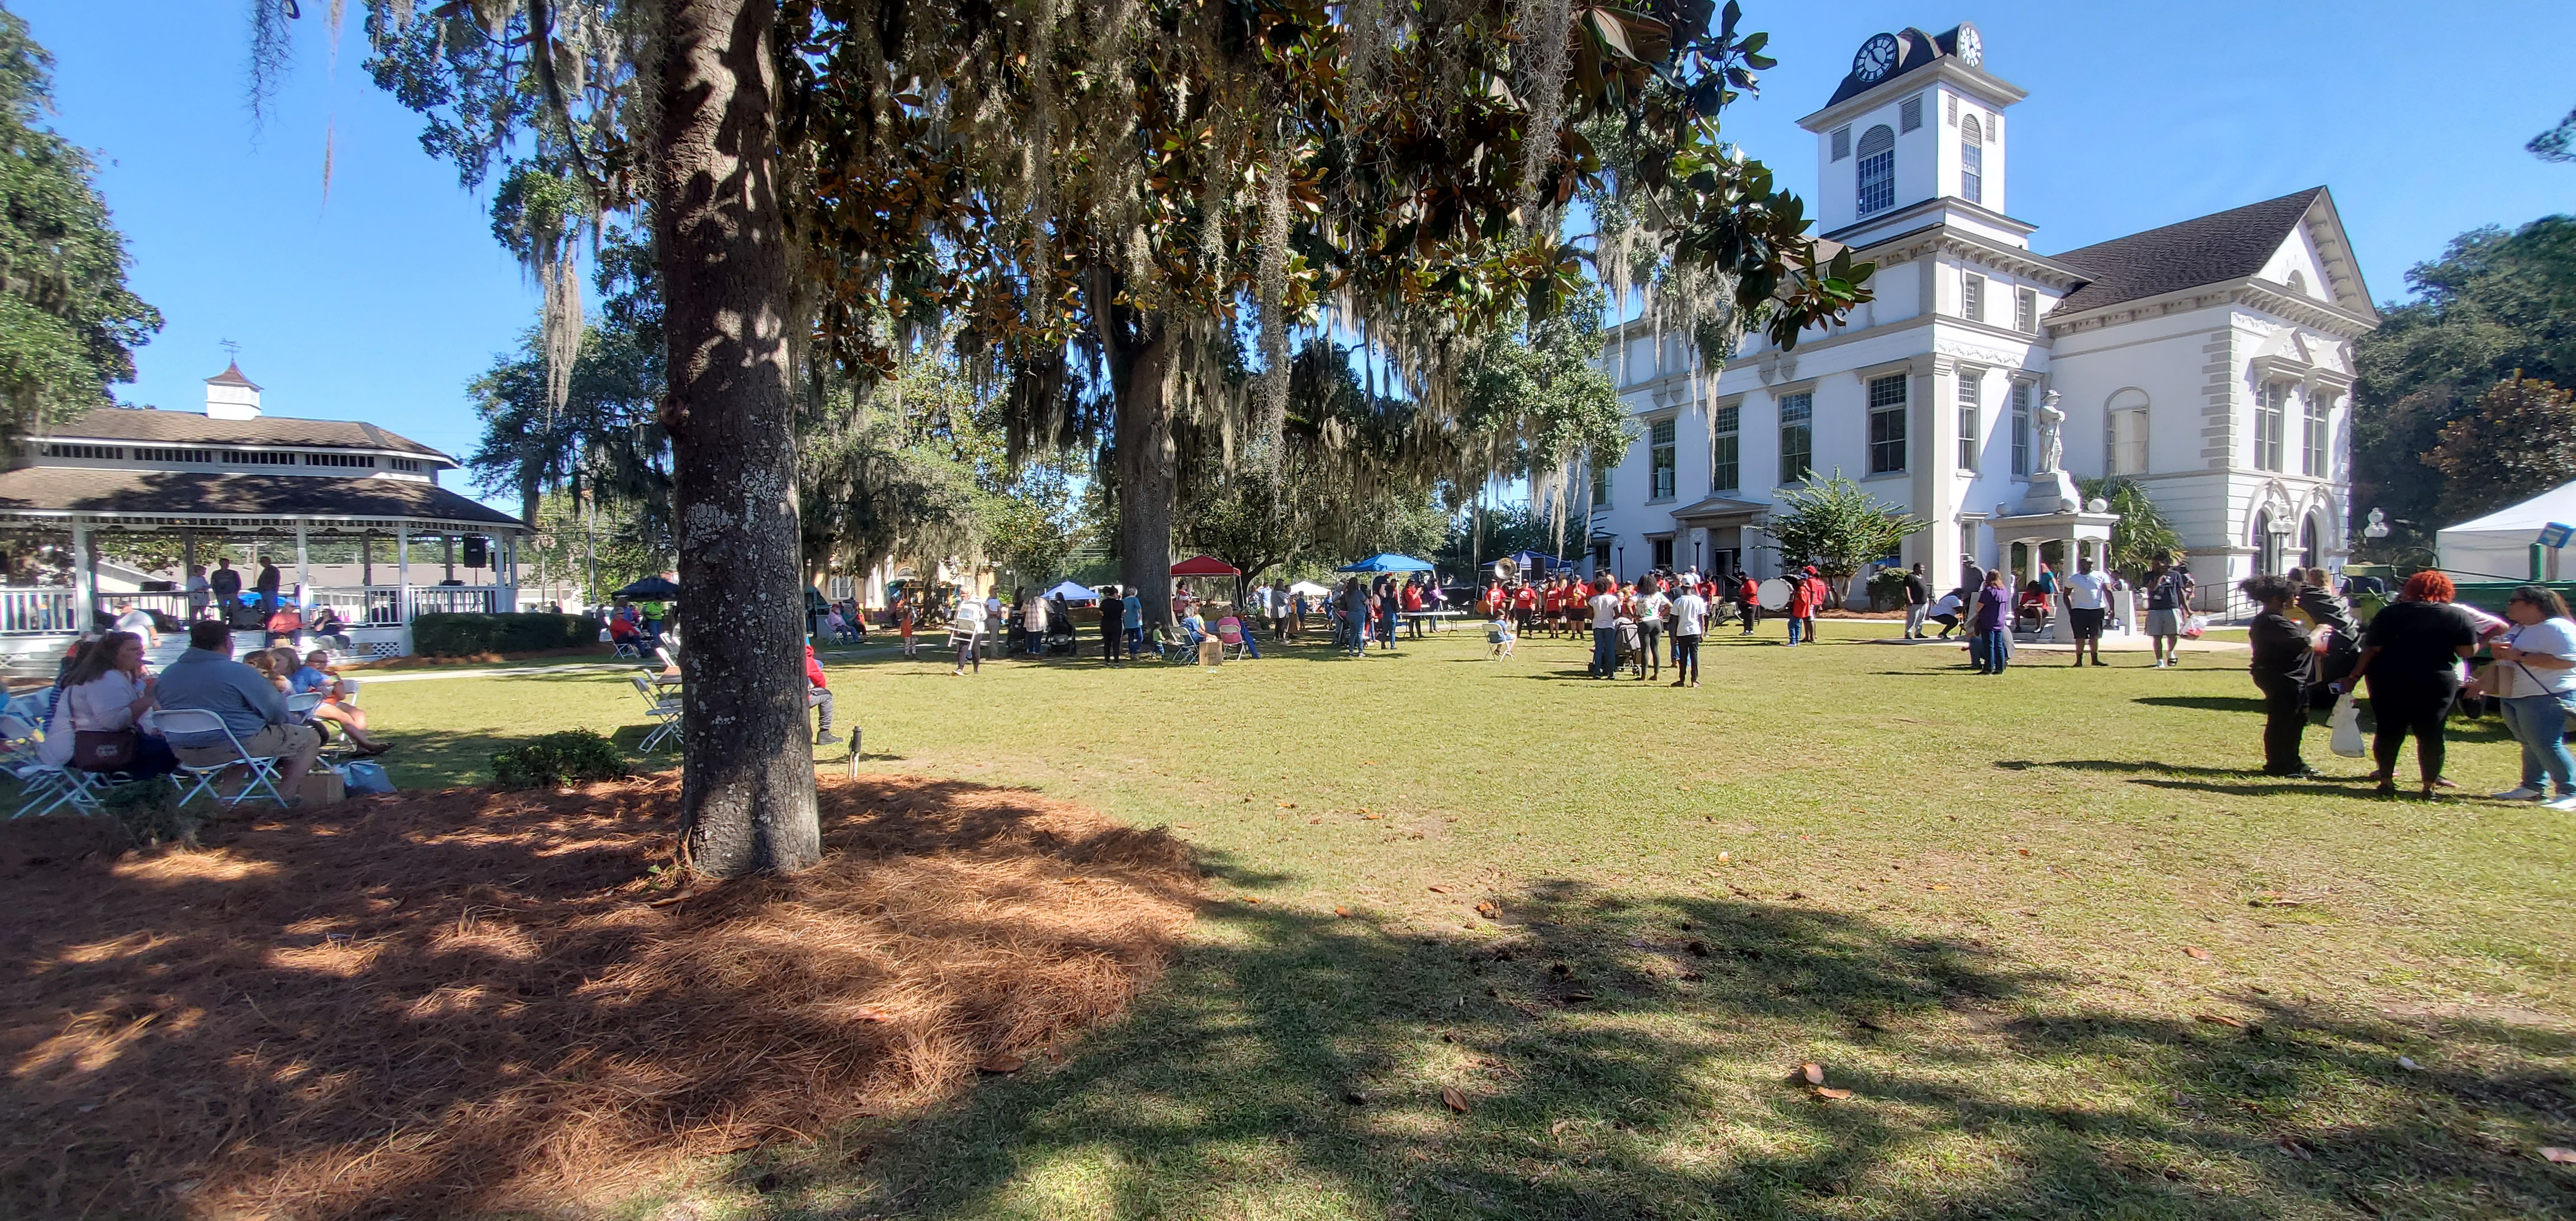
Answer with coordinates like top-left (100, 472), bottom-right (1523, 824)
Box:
top-left (1797, 22), bottom-right (2027, 248)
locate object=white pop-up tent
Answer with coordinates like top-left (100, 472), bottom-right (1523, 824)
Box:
top-left (2436, 479), bottom-right (2576, 582)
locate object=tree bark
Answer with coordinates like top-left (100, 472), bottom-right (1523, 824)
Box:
top-left (1111, 332), bottom-right (1176, 631)
top-left (654, 0), bottom-right (820, 878)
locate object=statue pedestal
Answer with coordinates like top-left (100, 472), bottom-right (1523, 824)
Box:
top-left (2018, 470), bottom-right (2082, 517)
top-left (1987, 505), bottom-right (2118, 644)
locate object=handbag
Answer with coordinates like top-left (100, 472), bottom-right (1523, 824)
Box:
top-left (73, 728), bottom-right (138, 772)
top-left (2328, 692), bottom-right (2366, 758)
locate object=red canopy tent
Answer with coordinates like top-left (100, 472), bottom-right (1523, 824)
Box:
top-left (1168, 554), bottom-right (1241, 576)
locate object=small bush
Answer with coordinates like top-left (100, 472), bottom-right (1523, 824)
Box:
top-left (412, 613), bottom-right (604, 658)
top-left (100, 778), bottom-right (201, 848)
top-left (1866, 567), bottom-right (1913, 611)
top-left (491, 730), bottom-right (629, 790)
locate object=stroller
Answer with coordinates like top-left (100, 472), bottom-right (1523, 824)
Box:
top-left (1615, 618), bottom-right (1645, 676)
top-left (1044, 603), bottom-right (1078, 656)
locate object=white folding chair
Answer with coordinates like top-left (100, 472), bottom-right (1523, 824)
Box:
top-left (629, 674), bottom-right (681, 754)
top-left (150, 708), bottom-right (292, 808)
top-left (9, 760), bottom-right (106, 818)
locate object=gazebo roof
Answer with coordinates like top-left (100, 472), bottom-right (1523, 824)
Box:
top-left (0, 467), bottom-right (523, 531)
top-left (39, 405), bottom-right (452, 460)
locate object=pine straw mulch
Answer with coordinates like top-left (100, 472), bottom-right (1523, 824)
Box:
top-left (0, 773), bottom-right (1202, 1218)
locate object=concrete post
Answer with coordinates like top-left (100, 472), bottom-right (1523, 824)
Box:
top-left (396, 525), bottom-right (412, 654)
top-left (70, 519), bottom-right (92, 635)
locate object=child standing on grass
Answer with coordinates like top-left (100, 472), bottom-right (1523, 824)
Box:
top-left (898, 595), bottom-right (918, 657)
top-left (1487, 612), bottom-right (1516, 659)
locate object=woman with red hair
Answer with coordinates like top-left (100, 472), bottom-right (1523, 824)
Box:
top-left (2338, 570), bottom-right (2478, 797)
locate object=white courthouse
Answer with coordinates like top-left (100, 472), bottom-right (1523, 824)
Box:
top-left (1582, 21), bottom-right (2379, 607)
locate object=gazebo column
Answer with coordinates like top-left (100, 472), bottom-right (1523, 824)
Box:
top-left (294, 522), bottom-right (309, 606)
top-left (396, 524), bottom-right (412, 654)
top-left (70, 519), bottom-right (92, 633)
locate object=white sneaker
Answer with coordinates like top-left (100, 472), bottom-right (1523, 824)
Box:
top-left (2547, 794), bottom-right (2576, 811)
top-left (2492, 786), bottom-right (2547, 801)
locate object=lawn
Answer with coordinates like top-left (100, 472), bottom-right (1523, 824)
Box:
top-left (358, 621), bottom-right (2576, 1219)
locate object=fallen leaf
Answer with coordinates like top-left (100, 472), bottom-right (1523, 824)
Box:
top-left (1559, 991), bottom-right (1595, 1003)
top-left (1242, 896), bottom-right (1262, 905)
top-left (2196, 1013), bottom-right (2246, 1029)
top-left (1784, 891), bottom-right (1806, 900)
top-left (2016, 847), bottom-right (2032, 856)
top-left (1428, 885), bottom-right (1452, 894)
top-left (1814, 1087), bottom-right (1854, 1100)
top-left (1334, 906), bottom-right (1355, 917)
top-left (1278, 801), bottom-right (1298, 808)
top-left (980, 1052), bottom-right (1026, 1073)
top-left (2542, 1147), bottom-right (2576, 1164)
top-left (2185, 946), bottom-right (2212, 960)
top-left (1044, 1048), bottom-right (1066, 1063)
top-left (1549, 1118), bottom-right (1574, 1138)
top-left (1441, 1086), bottom-right (1470, 1113)
top-left (2397, 1056), bottom-right (2422, 1072)
top-left (1174, 823), bottom-right (1197, 829)
top-left (1716, 851), bottom-right (1731, 863)
top-left (2276, 1138), bottom-right (2313, 1161)
top-left (1930, 884), bottom-right (1952, 892)
top-left (1800, 1063), bottom-right (1827, 1085)
top-left (1362, 814), bottom-right (1382, 821)
top-left (1474, 901), bottom-right (1500, 920)
top-left (848, 1006), bottom-right (891, 1023)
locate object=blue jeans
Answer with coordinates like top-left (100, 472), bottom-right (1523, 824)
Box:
top-left (1981, 628), bottom-right (2010, 673)
top-left (1592, 626), bottom-right (1617, 676)
top-left (2501, 693), bottom-right (2576, 795)
top-left (1786, 617), bottom-right (1806, 645)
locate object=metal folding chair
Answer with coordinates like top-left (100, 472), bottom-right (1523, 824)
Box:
top-left (1215, 618), bottom-right (1252, 661)
top-left (9, 760), bottom-right (106, 818)
top-left (629, 674), bottom-right (682, 754)
top-left (150, 708), bottom-right (293, 809)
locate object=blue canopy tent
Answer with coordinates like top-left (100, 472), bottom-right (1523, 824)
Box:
top-left (1338, 553), bottom-right (1437, 573)
top-left (1040, 580), bottom-right (1099, 602)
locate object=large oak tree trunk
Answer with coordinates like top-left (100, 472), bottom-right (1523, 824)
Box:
top-left (655, 0), bottom-right (820, 877)
top-left (1111, 333), bottom-right (1175, 631)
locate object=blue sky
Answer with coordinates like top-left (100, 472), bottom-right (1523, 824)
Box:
top-left (14, 1), bottom-right (2575, 515)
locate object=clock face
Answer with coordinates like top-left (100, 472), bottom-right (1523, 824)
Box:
top-left (1955, 23), bottom-right (1983, 67)
top-left (1853, 33), bottom-right (1900, 82)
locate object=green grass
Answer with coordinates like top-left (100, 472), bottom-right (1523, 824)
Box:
top-left (359, 621), bottom-right (2576, 1219)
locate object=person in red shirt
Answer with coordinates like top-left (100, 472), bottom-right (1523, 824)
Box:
top-left (1400, 578), bottom-right (1426, 638)
top-left (1510, 580), bottom-right (1538, 636)
top-left (1784, 569), bottom-right (1815, 645)
top-left (804, 643), bottom-right (840, 746)
top-left (1737, 572), bottom-right (1761, 636)
top-left (1484, 581), bottom-right (1505, 618)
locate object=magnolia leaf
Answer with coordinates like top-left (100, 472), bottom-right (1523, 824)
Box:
top-left (2185, 946), bottom-right (2211, 960)
top-left (1814, 1086), bottom-right (1854, 1100)
top-left (980, 1052), bottom-right (1026, 1073)
top-left (1800, 1063), bottom-right (1826, 1085)
top-left (1441, 1086), bottom-right (1470, 1113)
top-left (2542, 1147), bottom-right (2576, 1163)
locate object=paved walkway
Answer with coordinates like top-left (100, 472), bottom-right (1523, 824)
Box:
top-left (1872, 632), bottom-right (2248, 654)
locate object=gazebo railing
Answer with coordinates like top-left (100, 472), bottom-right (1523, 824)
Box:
top-left (0, 589), bottom-right (79, 633)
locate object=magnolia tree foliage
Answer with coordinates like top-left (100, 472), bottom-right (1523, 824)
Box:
top-left (0, 9), bottom-right (158, 436)
top-left (1760, 471), bottom-right (1926, 601)
top-left (2425, 375), bottom-right (2576, 526)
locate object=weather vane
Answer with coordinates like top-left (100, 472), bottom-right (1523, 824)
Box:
top-left (219, 338), bottom-right (243, 363)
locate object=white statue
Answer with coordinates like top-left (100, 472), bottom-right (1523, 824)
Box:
top-left (2034, 390), bottom-right (2066, 475)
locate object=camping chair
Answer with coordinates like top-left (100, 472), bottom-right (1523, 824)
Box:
top-left (629, 674), bottom-right (683, 754)
top-left (1215, 616), bottom-right (1252, 661)
top-left (150, 708), bottom-right (293, 809)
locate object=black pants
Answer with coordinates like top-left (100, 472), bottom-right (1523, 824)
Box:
top-left (2366, 674), bottom-right (2457, 787)
top-left (1739, 603), bottom-right (1760, 633)
top-left (1671, 633), bottom-right (1701, 683)
top-left (1636, 623), bottom-right (1661, 671)
top-left (1101, 621), bottom-right (1123, 661)
top-left (2255, 674), bottom-right (2308, 774)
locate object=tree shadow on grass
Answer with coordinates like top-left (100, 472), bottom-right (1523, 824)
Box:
top-left (752, 875), bottom-right (2576, 1221)
top-left (0, 773), bottom-right (1202, 1218)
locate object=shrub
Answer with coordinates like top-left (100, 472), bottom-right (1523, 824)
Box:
top-left (491, 730), bottom-right (629, 790)
top-left (1865, 567), bottom-right (1912, 610)
top-left (100, 778), bottom-right (201, 848)
top-left (411, 613), bottom-right (604, 657)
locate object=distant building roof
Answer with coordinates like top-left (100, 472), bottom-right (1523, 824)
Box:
top-left (2047, 187), bottom-right (2327, 317)
top-left (203, 361), bottom-right (261, 391)
top-left (39, 406), bottom-right (451, 460)
top-left (0, 467), bottom-right (519, 528)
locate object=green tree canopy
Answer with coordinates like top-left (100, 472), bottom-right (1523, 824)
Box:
top-left (2423, 375), bottom-right (2576, 526)
top-left (1760, 472), bottom-right (1927, 603)
top-left (0, 6), bottom-right (158, 436)
top-left (2077, 475), bottom-right (2185, 579)
top-left (2352, 215), bottom-right (2576, 552)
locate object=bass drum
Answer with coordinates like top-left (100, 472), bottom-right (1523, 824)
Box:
top-left (1756, 578), bottom-right (1796, 611)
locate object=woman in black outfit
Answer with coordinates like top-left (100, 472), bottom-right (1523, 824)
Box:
top-left (2337, 570), bottom-right (2478, 798)
top-left (2295, 566), bottom-right (2360, 705)
top-left (2241, 574), bottom-right (2317, 777)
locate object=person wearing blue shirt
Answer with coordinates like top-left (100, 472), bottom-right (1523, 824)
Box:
top-left (1122, 589), bottom-right (1144, 655)
top-left (157, 619), bottom-right (322, 803)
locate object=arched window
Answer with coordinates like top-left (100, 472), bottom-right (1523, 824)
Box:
top-left (2105, 388), bottom-right (2149, 475)
top-left (1855, 125), bottom-right (1895, 216)
top-left (2299, 513), bottom-right (2322, 571)
top-left (2253, 510), bottom-right (2281, 576)
top-left (1959, 115), bottom-right (1984, 205)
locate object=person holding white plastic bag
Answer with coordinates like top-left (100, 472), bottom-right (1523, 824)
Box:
top-left (2488, 585), bottom-right (2576, 808)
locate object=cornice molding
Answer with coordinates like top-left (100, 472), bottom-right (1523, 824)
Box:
top-left (2045, 278), bottom-right (2378, 340)
top-left (1865, 228), bottom-right (2087, 289)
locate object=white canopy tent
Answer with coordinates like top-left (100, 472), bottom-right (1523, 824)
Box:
top-left (2436, 479), bottom-right (2576, 583)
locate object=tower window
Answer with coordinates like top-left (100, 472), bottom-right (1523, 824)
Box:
top-left (1962, 273), bottom-right (1985, 323)
top-left (1855, 125), bottom-right (1896, 216)
top-left (2016, 287), bottom-right (2038, 333)
top-left (1779, 392), bottom-right (1813, 486)
top-left (1900, 94), bottom-right (1923, 132)
top-left (1959, 114), bottom-right (1984, 205)
top-left (1831, 125), bottom-right (1850, 161)
top-left (1867, 375), bottom-right (1909, 475)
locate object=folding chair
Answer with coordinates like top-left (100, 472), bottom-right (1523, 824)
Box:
top-left (1151, 626), bottom-right (1194, 663)
top-left (150, 708), bottom-right (293, 809)
top-left (629, 674), bottom-right (682, 754)
top-left (1215, 617), bottom-right (1251, 661)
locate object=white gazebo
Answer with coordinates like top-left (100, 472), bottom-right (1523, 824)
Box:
top-left (1983, 392), bottom-right (2117, 641)
top-left (0, 365), bottom-right (527, 664)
